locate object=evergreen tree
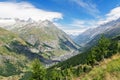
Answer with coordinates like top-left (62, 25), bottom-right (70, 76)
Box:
top-left (87, 48), bottom-right (97, 67)
top-left (31, 59), bottom-right (46, 80)
top-left (76, 66), bottom-right (83, 76)
top-left (47, 69), bottom-right (63, 80)
top-left (109, 40), bottom-right (118, 55)
top-left (98, 35), bottom-right (110, 60)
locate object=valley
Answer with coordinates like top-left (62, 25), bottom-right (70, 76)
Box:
top-left (0, 17), bottom-right (120, 80)
top-left (0, 1), bottom-right (120, 80)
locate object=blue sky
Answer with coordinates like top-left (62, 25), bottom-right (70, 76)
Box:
top-left (0, 0), bottom-right (120, 35)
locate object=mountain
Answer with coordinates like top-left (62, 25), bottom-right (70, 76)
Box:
top-left (25, 34), bottom-right (119, 80)
top-left (86, 21), bottom-right (120, 48)
top-left (77, 54), bottom-right (120, 80)
top-left (0, 27), bottom-right (56, 64)
top-left (0, 18), bottom-right (79, 61)
top-left (0, 27), bottom-right (57, 79)
top-left (0, 19), bottom-right (80, 80)
top-left (46, 35), bottom-right (120, 80)
top-left (68, 34), bottom-right (77, 40)
top-left (0, 27), bottom-right (29, 77)
top-left (75, 18), bottom-right (120, 47)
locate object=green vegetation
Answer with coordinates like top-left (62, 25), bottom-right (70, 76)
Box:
top-left (0, 26), bottom-right (120, 80)
top-left (0, 28), bottom-right (29, 79)
top-left (81, 55), bottom-right (120, 80)
top-left (30, 59), bottom-right (46, 80)
top-left (55, 35), bottom-right (119, 69)
top-left (0, 60), bottom-right (22, 77)
top-left (20, 35), bottom-right (120, 80)
top-left (12, 24), bottom-right (79, 58)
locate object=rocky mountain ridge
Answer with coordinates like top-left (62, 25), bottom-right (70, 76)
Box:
top-left (0, 18), bottom-right (80, 63)
top-left (75, 17), bottom-right (120, 47)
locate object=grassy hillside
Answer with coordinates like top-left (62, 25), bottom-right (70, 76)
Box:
top-left (78, 54), bottom-right (120, 80)
top-left (54, 35), bottom-right (120, 69)
top-left (1, 26), bottom-right (120, 80)
top-left (19, 35), bottom-right (120, 80)
top-left (0, 27), bottom-right (78, 79)
top-left (0, 27), bottom-right (50, 79)
top-left (41, 35), bottom-right (120, 80)
top-left (0, 27), bottom-right (29, 79)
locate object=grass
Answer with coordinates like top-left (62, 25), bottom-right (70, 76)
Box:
top-left (0, 28), bottom-right (29, 79)
top-left (77, 54), bottom-right (120, 80)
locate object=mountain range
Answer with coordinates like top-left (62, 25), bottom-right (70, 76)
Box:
top-left (0, 16), bottom-right (120, 80)
top-left (0, 18), bottom-right (79, 64)
top-left (75, 18), bottom-right (120, 47)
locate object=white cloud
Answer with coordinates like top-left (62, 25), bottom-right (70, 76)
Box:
top-left (64, 29), bottom-right (87, 35)
top-left (54, 19), bottom-right (95, 35)
top-left (0, 2), bottom-right (63, 21)
top-left (58, 6), bottom-right (120, 35)
top-left (64, 19), bottom-right (97, 35)
top-left (70, 19), bottom-right (97, 28)
top-left (71, 0), bottom-right (100, 17)
top-left (72, 6), bottom-right (120, 35)
top-left (107, 7), bottom-right (120, 20)
top-left (70, 19), bottom-right (85, 27)
top-left (97, 7), bottom-right (120, 25)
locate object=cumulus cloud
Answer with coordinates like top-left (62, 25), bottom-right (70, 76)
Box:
top-left (0, 2), bottom-right (63, 21)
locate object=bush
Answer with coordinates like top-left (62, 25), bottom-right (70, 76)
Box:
top-left (83, 65), bottom-right (92, 73)
top-left (30, 59), bottom-right (46, 80)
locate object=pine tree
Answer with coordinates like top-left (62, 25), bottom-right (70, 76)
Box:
top-left (98, 35), bottom-right (110, 60)
top-left (31, 59), bottom-right (46, 80)
top-left (88, 48), bottom-right (97, 67)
